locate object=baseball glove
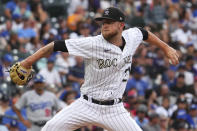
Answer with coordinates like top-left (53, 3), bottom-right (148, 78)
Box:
top-left (9, 62), bottom-right (34, 85)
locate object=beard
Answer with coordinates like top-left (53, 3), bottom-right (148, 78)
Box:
top-left (102, 29), bottom-right (119, 41)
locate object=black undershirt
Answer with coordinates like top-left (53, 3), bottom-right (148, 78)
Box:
top-left (119, 37), bottom-right (126, 51)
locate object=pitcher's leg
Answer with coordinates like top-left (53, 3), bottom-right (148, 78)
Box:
top-left (100, 104), bottom-right (142, 131)
top-left (41, 99), bottom-right (93, 131)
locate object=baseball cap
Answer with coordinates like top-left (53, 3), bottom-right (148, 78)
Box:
top-left (3, 54), bottom-right (13, 63)
top-left (134, 66), bottom-right (144, 74)
top-left (127, 90), bottom-right (137, 98)
top-left (190, 104), bottom-right (197, 110)
top-left (137, 104), bottom-right (147, 113)
top-left (33, 74), bottom-right (45, 83)
top-left (49, 28), bottom-right (57, 36)
top-left (47, 56), bottom-right (55, 63)
top-left (177, 109), bottom-right (188, 120)
top-left (148, 112), bottom-right (159, 120)
top-left (95, 7), bottom-right (125, 22)
top-left (12, 14), bottom-right (21, 19)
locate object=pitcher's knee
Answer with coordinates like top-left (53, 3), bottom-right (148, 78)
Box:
top-left (42, 120), bottom-right (74, 131)
top-left (41, 120), bottom-right (59, 131)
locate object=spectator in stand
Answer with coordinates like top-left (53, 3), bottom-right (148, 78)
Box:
top-left (126, 66), bottom-right (148, 98)
top-left (39, 22), bottom-right (51, 41)
top-left (134, 104), bottom-right (149, 128)
top-left (170, 97), bottom-right (188, 125)
top-left (171, 23), bottom-right (191, 46)
top-left (30, 3), bottom-right (48, 23)
top-left (142, 112), bottom-right (161, 131)
top-left (68, 56), bottom-right (84, 91)
top-left (2, 106), bottom-right (27, 131)
top-left (194, 78), bottom-right (197, 96)
top-left (17, 19), bottom-right (36, 44)
top-left (128, 7), bottom-right (145, 28)
top-left (156, 96), bottom-right (170, 118)
top-left (8, 32), bottom-right (20, 50)
top-left (185, 55), bottom-right (197, 77)
top-left (157, 84), bottom-right (177, 106)
top-left (43, 28), bottom-right (57, 45)
top-left (186, 43), bottom-right (195, 56)
top-left (13, 1), bottom-right (33, 20)
top-left (25, 37), bottom-right (43, 53)
top-left (66, 6), bottom-right (86, 31)
top-left (39, 57), bottom-right (62, 88)
top-left (0, 92), bottom-right (10, 116)
top-left (4, 0), bottom-right (19, 19)
top-left (162, 68), bottom-right (176, 88)
top-left (0, 53), bottom-right (14, 80)
top-left (171, 109), bottom-right (190, 130)
top-left (12, 14), bottom-right (23, 33)
top-left (170, 73), bottom-right (188, 95)
top-left (62, 90), bottom-right (77, 105)
top-left (0, 116), bottom-right (9, 131)
top-left (175, 121), bottom-right (190, 131)
top-left (78, 23), bottom-right (91, 37)
top-left (0, 20), bottom-right (12, 41)
top-left (144, 0), bottom-right (167, 31)
top-left (67, 0), bottom-right (88, 16)
top-left (187, 104), bottom-right (197, 129)
top-left (159, 115), bottom-right (168, 131)
top-left (126, 89), bottom-right (139, 117)
top-left (55, 52), bottom-right (75, 86)
top-left (145, 89), bottom-right (158, 111)
top-left (176, 64), bottom-right (194, 87)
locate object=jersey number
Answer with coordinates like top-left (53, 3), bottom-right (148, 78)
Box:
top-left (45, 109), bottom-right (51, 117)
top-left (122, 67), bottom-right (131, 82)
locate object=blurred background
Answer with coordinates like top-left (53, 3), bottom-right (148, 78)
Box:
top-left (0, 0), bottom-right (197, 131)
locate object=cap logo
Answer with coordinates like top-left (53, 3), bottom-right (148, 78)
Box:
top-left (104, 10), bottom-right (109, 15)
top-left (120, 17), bottom-right (122, 20)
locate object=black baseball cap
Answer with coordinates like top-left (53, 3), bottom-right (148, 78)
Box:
top-left (95, 7), bottom-right (125, 22)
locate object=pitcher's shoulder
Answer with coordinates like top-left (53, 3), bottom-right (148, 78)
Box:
top-left (123, 27), bottom-right (143, 39)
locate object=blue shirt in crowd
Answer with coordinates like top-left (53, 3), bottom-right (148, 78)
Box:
top-left (2, 108), bottom-right (27, 131)
top-left (126, 78), bottom-right (148, 96)
top-left (18, 28), bottom-right (36, 39)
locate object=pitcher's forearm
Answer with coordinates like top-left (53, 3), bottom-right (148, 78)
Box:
top-left (24, 42), bottom-right (54, 67)
top-left (145, 31), bottom-right (169, 52)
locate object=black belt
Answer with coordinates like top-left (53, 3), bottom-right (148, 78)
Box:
top-left (83, 95), bottom-right (122, 105)
top-left (33, 121), bottom-right (47, 127)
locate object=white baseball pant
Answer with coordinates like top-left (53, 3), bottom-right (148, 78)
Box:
top-left (41, 97), bottom-right (142, 131)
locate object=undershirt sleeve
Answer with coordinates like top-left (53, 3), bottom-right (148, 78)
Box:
top-left (53, 40), bottom-right (68, 52)
top-left (138, 27), bottom-right (149, 40)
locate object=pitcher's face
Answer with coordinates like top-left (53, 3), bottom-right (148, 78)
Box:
top-left (101, 19), bottom-right (124, 40)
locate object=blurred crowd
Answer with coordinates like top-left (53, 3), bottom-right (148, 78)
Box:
top-left (0, 0), bottom-right (197, 131)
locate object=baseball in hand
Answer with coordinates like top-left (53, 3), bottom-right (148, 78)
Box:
top-left (169, 59), bottom-right (172, 64)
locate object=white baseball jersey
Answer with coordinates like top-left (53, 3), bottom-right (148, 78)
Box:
top-left (15, 90), bottom-right (61, 122)
top-left (41, 27), bottom-right (143, 131)
top-left (65, 27), bottom-right (143, 100)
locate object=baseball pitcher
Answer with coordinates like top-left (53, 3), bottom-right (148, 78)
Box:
top-left (9, 7), bottom-right (179, 131)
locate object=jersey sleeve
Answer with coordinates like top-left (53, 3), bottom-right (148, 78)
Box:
top-left (123, 27), bottom-right (143, 55)
top-left (65, 37), bottom-right (93, 59)
top-left (15, 93), bottom-right (27, 110)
